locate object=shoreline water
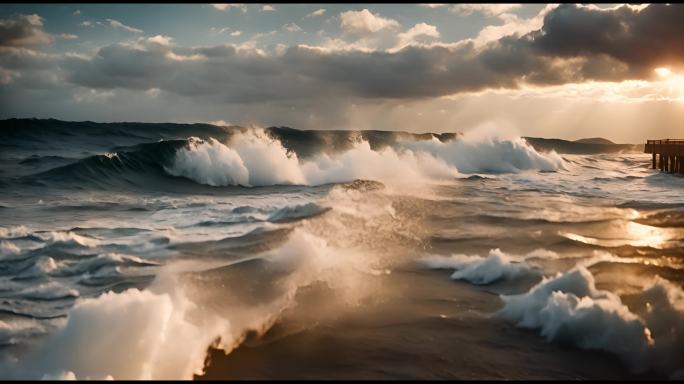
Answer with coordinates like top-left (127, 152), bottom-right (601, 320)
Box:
top-left (196, 266), bottom-right (655, 380)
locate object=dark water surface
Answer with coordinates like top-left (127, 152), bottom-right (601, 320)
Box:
top-left (0, 119), bottom-right (682, 379)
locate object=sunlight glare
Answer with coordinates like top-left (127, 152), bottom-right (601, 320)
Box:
top-left (655, 67), bottom-right (672, 78)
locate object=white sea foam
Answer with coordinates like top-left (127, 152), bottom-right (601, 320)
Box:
top-left (421, 248), bottom-right (539, 284)
top-left (0, 226), bottom-right (30, 239)
top-left (165, 137), bottom-right (250, 186)
top-left (498, 267), bottom-right (684, 377)
top-left (37, 231), bottom-right (100, 248)
top-left (7, 228), bottom-right (375, 380)
top-left (424, 246), bottom-right (684, 376)
top-left (400, 133), bottom-right (564, 174)
top-left (164, 129), bottom-right (564, 187)
top-left (165, 133), bottom-right (305, 187)
top-left (22, 286), bottom-right (232, 380)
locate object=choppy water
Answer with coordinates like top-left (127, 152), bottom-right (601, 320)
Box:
top-left (0, 119), bottom-right (682, 379)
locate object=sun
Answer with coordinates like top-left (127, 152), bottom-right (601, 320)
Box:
top-left (653, 67), bottom-right (684, 102)
top-left (655, 67), bottom-right (672, 78)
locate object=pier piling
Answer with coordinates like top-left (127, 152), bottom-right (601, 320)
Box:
top-left (646, 139), bottom-right (684, 175)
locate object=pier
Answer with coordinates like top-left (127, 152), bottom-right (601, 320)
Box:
top-left (645, 139), bottom-right (684, 174)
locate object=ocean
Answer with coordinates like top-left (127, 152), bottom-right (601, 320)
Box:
top-left (0, 118), bottom-right (682, 379)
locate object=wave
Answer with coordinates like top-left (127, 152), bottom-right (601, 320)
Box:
top-left (22, 128), bottom-right (563, 190)
top-left (400, 133), bottom-right (564, 174)
top-left (498, 267), bottom-right (684, 378)
top-left (165, 130), bottom-right (563, 188)
top-left (0, 226), bottom-right (30, 239)
top-left (1, 118), bottom-right (454, 157)
top-left (424, 247), bottom-right (684, 378)
top-left (23, 140), bottom-right (188, 190)
top-left (0, 118), bottom-right (232, 150)
top-left (267, 203), bottom-right (331, 223)
top-left (15, 283), bottom-right (80, 301)
top-left (3, 227), bottom-right (378, 379)
top-left (54, 253), bottom-right (159, 278)
top-left (0, 241), bottom-right (21, 259)
top-left (0, 318), bottom-right (50, 347)
top-left (2, 118), bottom-right (635, 157)
top-left (421, 248), bottom-right (540, 285)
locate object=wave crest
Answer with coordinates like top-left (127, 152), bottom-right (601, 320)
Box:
top-left (164, 130), bottom-right (564, 187)
top-left (498, 267), bottom-right (684, 377)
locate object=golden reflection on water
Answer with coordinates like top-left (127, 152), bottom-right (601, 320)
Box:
top-left (622, 221), bottom-right (670, 249)
top-left (559, 221), bottom-right (672, 249)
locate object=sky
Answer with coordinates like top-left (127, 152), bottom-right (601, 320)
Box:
top-left (1, 3), bottom-right (684, 143)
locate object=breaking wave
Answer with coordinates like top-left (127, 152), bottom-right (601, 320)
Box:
top-left (2, 226), bottom-right (380, 379)
top-left (499, 267), bottom-right (684, 378)
top-left (423, 248), bottom-right (684, 378)
top-left (164, 130), bottom-right (563, 188)
top-left (23, 127), bottom-right (564, 190)
top-left (421, 248), bottom-right (540, 285)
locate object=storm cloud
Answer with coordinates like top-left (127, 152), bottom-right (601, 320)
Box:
top-left (38, 4), bottom-right (682, 104)
top-left (2, 3), bottom-right (684, 139)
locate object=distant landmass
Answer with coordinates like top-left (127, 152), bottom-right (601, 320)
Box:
top-left (573, 137), bottom-right (615, 145)
top-left (523, 137), bottom-right (641, 154)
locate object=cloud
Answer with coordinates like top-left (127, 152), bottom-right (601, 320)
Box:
top-left (4, 2), bottom-right (684, 135)
top-left (229, 30), bottom-right (241, 37)
top-left (393, 22), bottom-right (440, 51)
top-left (57, 41), bottom-right (503, 102)
top-left (451, 4), bottom-right (522, 18)
top-left (211, 4), bottom-right (247, 13)
top-left (470, 4), bottom-right (557, 48)
top-left (250, 30), bottom-right (277, 41)
top-left (59, 33), bottom-right (79, 41)
top-left (164, 51), bottom-right (205, 62)
top-left (50, 4), bottom-right (684, 106)
top-left (147, 35), bottom-right (173, 46)
top-left (328, 9), bottom-right (403, 51)
top-left (0, 45), bottom-right (61, 70)
top-left (0, 67), bottom-right (20, 84)
top-left (339, 9), bottom-right (400, 36)
top-left (419, 4), bottom-right (447, 9)
top-left (282, 23), bottom-right (302, 33)
top-left (106, 19), bottom-right (143, 34)
top-left (80, 21), bottom-right (92, 27)
top-left (306, 9), bottom-right (326, 18)
top-left (523, 4), bottom-right (684, 77)
top-left (73, 10), bottom-right (81, 16)
top-left (0, 14), bottom-right (53, 47)
top-left (261, 5), bottom-right (275, 12)
top-left (73, 87), bottom-right (115, 103)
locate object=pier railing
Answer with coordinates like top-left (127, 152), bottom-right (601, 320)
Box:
top-left (645, 139), bottom-right (684, 173)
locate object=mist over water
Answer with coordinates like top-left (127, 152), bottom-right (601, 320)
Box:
top-left (0, 119), bottom-right (683, 379)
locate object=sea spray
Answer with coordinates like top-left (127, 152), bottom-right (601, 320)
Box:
top-left (164, 129), bottom-right (564, 187)
top-left (7, 223), bottom-right (391, 380)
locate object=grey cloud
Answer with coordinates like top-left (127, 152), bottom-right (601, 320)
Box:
top-left (0, 47), bottom-right (58, 70)
top-left (7, 4), bottom-right (684, 107)
top-left (65, 44), bottom-right (172, 90)
top-left (527, 4), bottom-right (684, 76)
top-left (0, 14), bottom-right (53, 47)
